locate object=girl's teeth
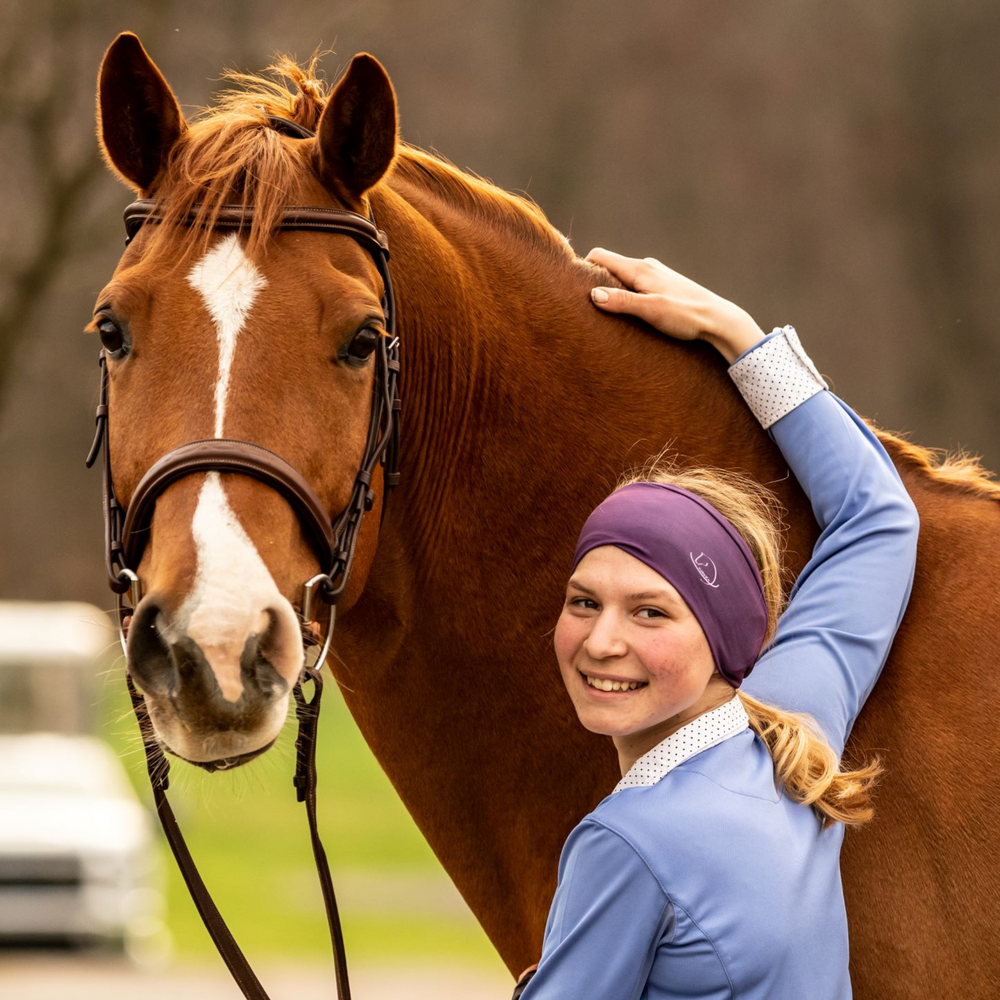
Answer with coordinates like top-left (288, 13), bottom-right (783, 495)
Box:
top-left (585, 675), bottom-right (642, 692)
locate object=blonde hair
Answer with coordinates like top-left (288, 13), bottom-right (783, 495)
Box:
top-left (618, 460), bottom-right (882, 828)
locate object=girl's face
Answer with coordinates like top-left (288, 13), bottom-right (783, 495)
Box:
top-left (554, 545), bottom-right (728, 752)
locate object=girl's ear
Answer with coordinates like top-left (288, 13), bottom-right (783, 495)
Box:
top-left (97, 32), bottom-right (186, 192)
top-left (315, 53), bottom-right (397, 206)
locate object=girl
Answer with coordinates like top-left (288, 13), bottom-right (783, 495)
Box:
top-left (514, 249), bottom-right (920, 1000)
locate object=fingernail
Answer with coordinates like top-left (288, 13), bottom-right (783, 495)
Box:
top-left (591, 288), bottom-right (609, 303)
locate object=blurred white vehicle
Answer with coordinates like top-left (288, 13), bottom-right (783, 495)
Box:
top-left (0, 601), bottom-right (167, 958)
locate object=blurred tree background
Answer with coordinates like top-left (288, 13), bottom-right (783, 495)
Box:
top-left (4, 0), bottom-right (1000, 604)
top-left (2, 0), bottom-right (998, 970)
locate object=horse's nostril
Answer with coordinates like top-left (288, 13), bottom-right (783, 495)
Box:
top-left (240, 616), bottom-right (288, 701)
top-left (245, 606), bottom-right (300, 690)
top-left (126, 599), bottom-right (177, 694)
top-left (259, 607), bottom-right (281, 656)
top-left (241, 621), bottom-right (267, 670)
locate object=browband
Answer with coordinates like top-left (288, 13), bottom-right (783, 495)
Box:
top-left (123, 199), bottom-right (389, 257)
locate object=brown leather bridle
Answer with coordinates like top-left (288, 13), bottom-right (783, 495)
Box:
top-left (86, 115), bottom-right (401, 1000)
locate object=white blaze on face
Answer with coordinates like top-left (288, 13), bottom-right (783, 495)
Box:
top-left (181, 473), bottom-right (277, 702)
top-left (176, 236), bottom-right (299, 703)
top-left (187, 234), bottom-right (267, 436)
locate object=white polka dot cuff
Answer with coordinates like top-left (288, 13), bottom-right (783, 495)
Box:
top-left (728, 325), bottom-right (828, 429)
top-left (614, 696), bottom-right (750, 791)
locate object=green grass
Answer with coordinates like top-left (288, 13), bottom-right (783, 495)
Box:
top-left (99, 671), bottom-right (506, 970)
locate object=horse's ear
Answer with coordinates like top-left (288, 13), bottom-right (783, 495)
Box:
top-left (315, 53), bottom-right (397, 205)
top-left (97, 32), bottom-right (186, 192)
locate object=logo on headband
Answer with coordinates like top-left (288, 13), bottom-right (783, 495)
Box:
top-left (690, 552), bottom-right (719, 588)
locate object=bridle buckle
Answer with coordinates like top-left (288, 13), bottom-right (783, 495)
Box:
top-left (119, 568), bottom-right (142, 609)
top-left (301, 573), bottom-right (330, 626)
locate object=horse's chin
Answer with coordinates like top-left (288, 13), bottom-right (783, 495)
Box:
top-left (144, 691), bottom-right (291, 769)
top-left (164, 737), bottom-right (277, 772)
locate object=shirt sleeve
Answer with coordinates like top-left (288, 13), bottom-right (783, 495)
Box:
top-left (734, 330), bottom-right (920, 756)
top-left (519, 820), bottom-right (674, 1000)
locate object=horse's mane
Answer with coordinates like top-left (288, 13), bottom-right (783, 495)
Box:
top-left (876, 429), bottom-right (1000, 503)
top-left (149, 55), bottom-right (571, 264)
top-left (150, 57), bottom-right (1000, 505)
top-left (389, 145), bottom-right (573, 260)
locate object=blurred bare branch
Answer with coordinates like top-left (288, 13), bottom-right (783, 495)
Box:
top-left (0, 0), bottom-right (176, 399)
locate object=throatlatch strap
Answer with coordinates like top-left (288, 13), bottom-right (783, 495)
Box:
top-left (127, 670), bottom-right (351, 1000)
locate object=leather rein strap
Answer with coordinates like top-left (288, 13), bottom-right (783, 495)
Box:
top-left (87, 116), bottom-right (401, 1000)
top-left (127, 667), bottom-right (348, 1000)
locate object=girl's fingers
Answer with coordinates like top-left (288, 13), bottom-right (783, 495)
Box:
top-left (587, 247), bottom-right (720, 340)
top-left (586, 247), bottom-right (647, 289)
top-left (591, 285), bottom-right (661, 323)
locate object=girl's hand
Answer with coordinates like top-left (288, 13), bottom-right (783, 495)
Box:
top-left (585, 247), bottom-right (766, 364)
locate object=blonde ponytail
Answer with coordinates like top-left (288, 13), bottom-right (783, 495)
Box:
top-left (738, 692), bottom-right (882, 828)
top-left (618, 459), bottom-right (882, 827)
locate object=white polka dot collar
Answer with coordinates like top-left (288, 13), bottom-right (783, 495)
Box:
top-left (613, 696), bottom-right (750, 792)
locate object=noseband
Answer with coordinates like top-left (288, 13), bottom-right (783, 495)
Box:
top-left (86, 115), bottom-right (401, 1000)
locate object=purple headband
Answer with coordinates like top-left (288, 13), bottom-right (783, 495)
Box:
top-left (570, 482), bottom-right (768, 687)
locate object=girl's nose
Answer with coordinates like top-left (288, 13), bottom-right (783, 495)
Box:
top-left (583, 610), bottom-right (628, 659)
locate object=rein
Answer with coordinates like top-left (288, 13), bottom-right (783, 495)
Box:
top-left (86, 116), bottom-right (401, 1000)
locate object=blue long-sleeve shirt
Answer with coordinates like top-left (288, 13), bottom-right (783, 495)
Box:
top-left (521, 353), bottom-right (920, 999)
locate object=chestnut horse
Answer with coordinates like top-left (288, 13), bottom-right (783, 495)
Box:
top-left (91, 34), bottom-right (998, 998)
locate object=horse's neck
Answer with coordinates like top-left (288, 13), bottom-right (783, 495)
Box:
top-left (345, 175), bottom-right (1000, 978)
top-left (350, 177), bottom-right (822, 729)
top-left (340, 175), bottom-right (833, 967)
top-left (374, 182), bottom-right (595, 479)
top-left (371, 176), bottom-right (793, 572)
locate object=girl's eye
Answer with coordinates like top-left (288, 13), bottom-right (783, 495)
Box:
top-left (637, 608), bottom-right (667, 620)
top-left (569, 597), bottom-right (599, 611)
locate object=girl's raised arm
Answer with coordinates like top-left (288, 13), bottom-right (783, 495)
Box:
top-left (589, 253), bottom-right (920, 755)
top-left (728, 329), bottom-right (919, 754)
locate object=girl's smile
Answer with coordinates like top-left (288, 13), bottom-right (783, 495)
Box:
top-left (578, 669), bottom-right (647, 693)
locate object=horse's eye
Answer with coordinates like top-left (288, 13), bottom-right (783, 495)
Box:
top-left (346, 327), bottom-right (381, 363)
top-left (97, 316), bottom-right (125, 355)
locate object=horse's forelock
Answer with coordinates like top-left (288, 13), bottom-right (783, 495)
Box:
top-left (142, 57), bottom-right (330, 261)
top-left (218, 55), bottom-right (329, 132)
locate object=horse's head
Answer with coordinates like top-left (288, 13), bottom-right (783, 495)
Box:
top-left (91, 33), bottom-right (398, 767)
